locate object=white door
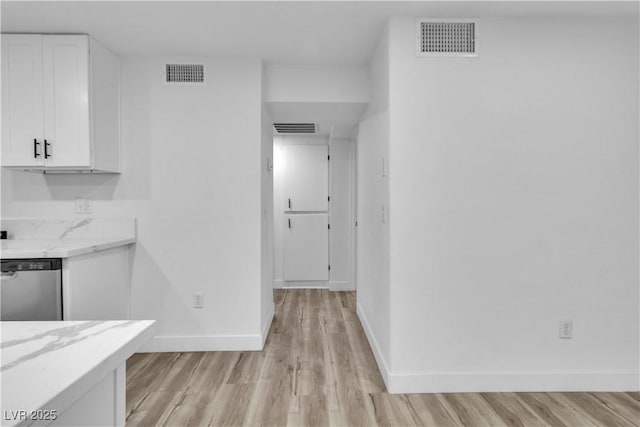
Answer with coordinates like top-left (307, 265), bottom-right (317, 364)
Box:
top-left (283, 214), bottom-right (329, 281)
top-left (283, 145), bottom-right (329, 212)
top-left (42, 35), bottom-right (91, 168)
top-left (1, 35), bottom-right (45, 167)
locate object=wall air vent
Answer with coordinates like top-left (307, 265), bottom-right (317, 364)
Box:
top-left (417, 19), bottom-right (478, 57)
top-left (165, 64), bottom-right (205, 83)
top-left (273, 123), bottom-right (317, 134)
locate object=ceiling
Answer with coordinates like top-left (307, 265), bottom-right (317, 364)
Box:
top-left (3, 1), bottom-right (636, 138)
top-left (2, 1), bottom-right (637, 65)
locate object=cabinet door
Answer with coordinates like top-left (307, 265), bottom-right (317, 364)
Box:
top-left (42, 35), bottom-right (91, 168)
top-left (283, 214), bottom-right (329, 281)
top-left (1, 35), bottom-right (45, 167)
top-left (283, 145), bottom-right (329, 212)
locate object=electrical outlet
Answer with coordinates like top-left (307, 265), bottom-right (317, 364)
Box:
top-left (75, 198), bottom-right (92, 214)
top-left (193, 293), bottom-right (204, 309)
top-left (559, 320), bottom-right (573, 339)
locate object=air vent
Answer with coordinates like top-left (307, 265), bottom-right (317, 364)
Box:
top-left (165, 64), bottom-right (205, 83)
top-left (417, 20), bottom-right (478, 57)
top-left (273, 123), bottom-right (317, 134)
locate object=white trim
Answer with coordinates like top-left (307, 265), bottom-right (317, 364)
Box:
top-left (261, 303), bottom-right (275, 347)
top-left (357, 303), bottom-right (639, 394)
top-left (330, 280), bottom-right (355, 291)
top-left (282, 280), bottom-right (328, 289)
top-left (386, 371), bottom-right (640, 394)
top-left (276, 280), bottom-right (352, 290)
top-left (138, 334), bottom-right (264, 352)
top-left (356, 302), bottom-right (391, 390)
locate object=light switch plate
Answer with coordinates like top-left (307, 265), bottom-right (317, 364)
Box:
top-left (559, 319), bottom-right (573, 339)
top-left (193, 293), bottom-right (204, 308)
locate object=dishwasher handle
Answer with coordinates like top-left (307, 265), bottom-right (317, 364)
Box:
top-left (1, 271), bottom-right (18, 280)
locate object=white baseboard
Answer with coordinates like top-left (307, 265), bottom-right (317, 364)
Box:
top-left (139, 333), bottom-right (264, 352)
top-left (141, 304), bottom-right (275, 353)
top-left (275, 279), bottom-right (353, 290)
top-left (330, 281), bottom-right (355, 291)
top-left (356, 302), bottom-right (391, 389)
top-left (282, 280), bottom-right (328, 289)
top-left (356, 303), bottom-right (639, 394)
top-left (387, 371), bottom-right (640, 394)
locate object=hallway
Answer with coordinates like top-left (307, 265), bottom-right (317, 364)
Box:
top-left (126, 290), bottom-right (639, 426)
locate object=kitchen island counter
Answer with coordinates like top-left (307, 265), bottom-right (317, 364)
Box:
top-left (1, 320), bottom-right (154, 426)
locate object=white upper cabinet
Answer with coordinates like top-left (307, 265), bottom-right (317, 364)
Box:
top-left (42, 36), bottom-right (91, 168)
top-left (1, 35), bottom-right (44, 167)
top-left (1, 34), bottom-right (120, 173)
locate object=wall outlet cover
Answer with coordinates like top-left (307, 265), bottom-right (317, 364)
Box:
top-left (75, 198), bottom-right (93, 214)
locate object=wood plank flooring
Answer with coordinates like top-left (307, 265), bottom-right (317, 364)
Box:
top-left (126, 289), bottom-right (639, 426)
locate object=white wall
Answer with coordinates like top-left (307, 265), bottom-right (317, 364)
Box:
top-left (329, 137), bottom-right (355, 291)
top-left (355, 24), bottom-right (392, 382)
top-left (1, 56), bottom-right (269, 351)
top-left (272, 135), bottom-right (285, 286)
top-left (264, 65), bottom-right (370, 140)
top-left (264, 65), bottom-right (369, 103)
top-left (260, 98), bottom-right (275, 341)
top-left (383, 16), bottom-right (639, 392)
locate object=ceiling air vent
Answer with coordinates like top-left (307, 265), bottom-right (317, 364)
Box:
top-left (417, 19), bottom-right (478, 57)
top-left (273, 123), bottom-right (317, 134)
top-left (165, 64), bottom-right (205, 83)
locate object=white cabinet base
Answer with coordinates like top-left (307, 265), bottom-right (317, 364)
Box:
top-left (49, 364), bottom-right (125, 427)
top-left (63, 245), bottom-right (131, 320)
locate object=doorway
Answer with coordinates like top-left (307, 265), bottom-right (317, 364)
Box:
top-left (272, 134), bottom-right (357, 291)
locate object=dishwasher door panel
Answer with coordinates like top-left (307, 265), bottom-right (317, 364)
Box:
top-left (1, 270), bottom-right (62, 320)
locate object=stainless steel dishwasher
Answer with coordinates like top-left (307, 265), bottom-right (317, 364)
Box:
top-left (1, 258), bottom-right (63, 321)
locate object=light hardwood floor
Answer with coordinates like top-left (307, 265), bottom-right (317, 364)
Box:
top-left (126, 289), bottom-right (639, 426)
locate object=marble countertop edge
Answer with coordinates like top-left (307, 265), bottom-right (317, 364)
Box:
top-left (2, 320), bottom-right (156, 427)
top-left (34, 321), bottom-right (155, 426)
top-left (0, 237), bottom-right (136, 259)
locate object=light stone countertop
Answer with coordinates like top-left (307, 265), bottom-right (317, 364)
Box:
top-left (0, 320), bottom-right (155, 426)
top-left (1, 218), bottom-right (137, 259)
top-left (0, 238), bottom-right (136, 259)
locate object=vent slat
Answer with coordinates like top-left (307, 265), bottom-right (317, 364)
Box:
top-left (418, 21), bottom-right (477, 56)
top-left (166, 64), bottom-right (205, 83)
top-left (273, 123), bottom-right (317, 134)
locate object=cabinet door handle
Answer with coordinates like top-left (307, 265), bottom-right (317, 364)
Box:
top-left (288, 218), bottom-right (291, 229)
top-left (33, 139), bottom-right (40, 158)
top-left (44, 139), bottom-right (51, 159)
top-left (288, 198), bottom-right (291, 210)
